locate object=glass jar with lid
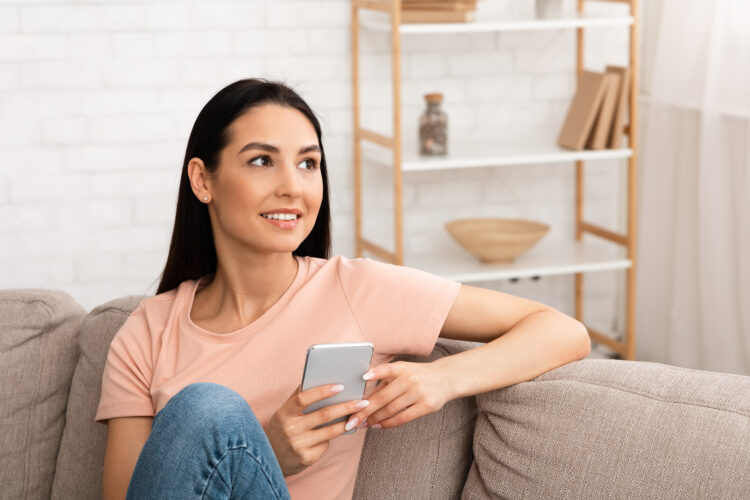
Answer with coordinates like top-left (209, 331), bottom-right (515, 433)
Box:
top-left (419, 92), bottom-right (448, 155)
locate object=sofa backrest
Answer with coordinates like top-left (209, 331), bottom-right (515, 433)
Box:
top-left (0, 289), bottom-right (86, 500)
top-left (50, 294), bottom-right (145, 500)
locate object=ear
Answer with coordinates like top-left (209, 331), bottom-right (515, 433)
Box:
top-left (187, 157), bottom-right (212, 202)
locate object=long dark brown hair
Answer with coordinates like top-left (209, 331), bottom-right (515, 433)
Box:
top-left (153, 78), bottom-right (332, 295)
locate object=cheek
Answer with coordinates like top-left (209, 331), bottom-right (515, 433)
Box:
top-left (226, 181), bottom-right (261, 210)
top-left (214, 179), bottom-right (264, 228)
top-left (307, 175), bottom-right (324, 206)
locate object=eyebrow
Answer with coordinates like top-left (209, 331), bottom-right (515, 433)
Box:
top-left (237, 142), bottom-right (321, 156)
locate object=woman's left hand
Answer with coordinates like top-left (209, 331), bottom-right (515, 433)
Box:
top-left (345, 360), bottom-right (454, 431)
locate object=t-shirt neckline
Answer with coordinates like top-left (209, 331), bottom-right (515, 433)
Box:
top-left (183, 255), bottom-right (308, 344)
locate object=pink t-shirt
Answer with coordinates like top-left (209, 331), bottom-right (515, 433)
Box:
top-left (95, 254), bottom-right (462, 500)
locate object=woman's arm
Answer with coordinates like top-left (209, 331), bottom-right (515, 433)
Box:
top-left (434, 284), bottom-right (591, 399)
top-left (102, 416), bottom-right (153, 500)
top-left (347, 284), bottom-right (590, 429)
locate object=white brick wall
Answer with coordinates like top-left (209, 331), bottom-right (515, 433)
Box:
top-left (0, 0), bottom-right (630, 333)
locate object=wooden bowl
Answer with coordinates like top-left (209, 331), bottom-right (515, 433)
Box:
top-left (444, 218), bottom-right (550, 263)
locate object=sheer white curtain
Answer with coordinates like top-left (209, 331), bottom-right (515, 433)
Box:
top-left (636, 0), bottom-right (750, 375)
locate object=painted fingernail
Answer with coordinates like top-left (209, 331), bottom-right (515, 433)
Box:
top-left (353, 399), bottom-right (369, 409)
top-left (362, 371), bottom-right (374, 380)
top-left (371, 423), bottom-right (382, 429)
top-left (331, 384), bottom-right (344, 393)
top-left (345, 417), bottom-right (359, 431)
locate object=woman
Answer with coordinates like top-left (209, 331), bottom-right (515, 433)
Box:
top-left (97, 78), bottom-right (590, 500)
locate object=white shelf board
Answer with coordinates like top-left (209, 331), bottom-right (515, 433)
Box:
top-left (362, 137), bottom-right (632, 172)
top-left (359, 12), bottom-right (634, 34)
top-left (401, 240), bottom-right (631, 283)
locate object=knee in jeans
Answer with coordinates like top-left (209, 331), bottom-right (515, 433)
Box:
top-left (166, 382), bottom-right (258, 429)
top-left (174, 382), bottom-right (239, 402)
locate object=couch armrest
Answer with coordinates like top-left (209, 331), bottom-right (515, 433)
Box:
top-left (462, 358), bottom-right (750, 499)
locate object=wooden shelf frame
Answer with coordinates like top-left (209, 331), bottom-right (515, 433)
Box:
top-left (351, 0), bottom-right (639, 360)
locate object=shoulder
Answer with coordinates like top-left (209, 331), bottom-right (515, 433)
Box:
top-left (305, 254), bottom-right (358, 268)
top-left (317, 254), bottom-right (387, 271)
top-left (304, 254), bottom-right (449, 293)
top-left (111, 279), bottom-right (193, 347)
top-left (138, 282), bottom-right (183, 324)
top-left (305, 254), bottom-right (394, 281)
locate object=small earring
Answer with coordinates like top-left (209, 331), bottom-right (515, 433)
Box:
top-left (203, 196), bottom-right (208, 202)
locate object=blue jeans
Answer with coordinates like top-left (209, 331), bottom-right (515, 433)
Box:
top-left (125, 382), bottom-right (292, 499)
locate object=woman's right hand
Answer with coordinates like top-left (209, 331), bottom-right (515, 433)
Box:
top-left (264, 384), bottom-right (369, 477)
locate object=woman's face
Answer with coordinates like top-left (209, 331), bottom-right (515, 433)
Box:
top-left (191, 103), bottom-right (324, 256)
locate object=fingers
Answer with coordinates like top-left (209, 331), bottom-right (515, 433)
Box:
top-left (348, 385), bottom-right (418, 429)
top-left (362, 362), bottom-right (398, 383)
top-left (302, 418), bottom-right (353, 448)
top-left (291, 382), bottom-right (371, 429)
top-left (373, 403), bottom-right (427, 429)
top-left (297, 397), bottom-right (370, 448)
top-left (293, 383), bottom-right (344, 413)
top-left (366, 375), bottom-right (405, 408)
top-left (308, 398), bottom-right (370, 430)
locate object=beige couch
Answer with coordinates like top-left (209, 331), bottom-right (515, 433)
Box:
top-left (2, 288), bottom-right (749, 499)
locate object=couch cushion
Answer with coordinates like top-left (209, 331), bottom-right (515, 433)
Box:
top-left (462, 359), bottom-right (750, 499)
top-left (0, 289), bottom-right (86, 500)
top-left (51, 295), bottom-right (144, 500)
top-left (352, 338), bottom-right (480, 500)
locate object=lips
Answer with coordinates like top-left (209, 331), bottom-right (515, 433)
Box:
top-left (259, 213), bottom-right (301, 230)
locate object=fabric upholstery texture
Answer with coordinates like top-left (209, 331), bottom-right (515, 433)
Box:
top-left (462, 359), bottom-right (750, 499)
top-left (51, 295), bottom-right (144, 500)
top-left (0, 290), bottom-right (86, 500)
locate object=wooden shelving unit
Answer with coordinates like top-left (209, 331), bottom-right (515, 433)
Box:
top-left (351, 0), bottom-right (639, 360)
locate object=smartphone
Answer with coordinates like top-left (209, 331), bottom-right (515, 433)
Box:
top-left (300, 342), bottom-right (374, 435)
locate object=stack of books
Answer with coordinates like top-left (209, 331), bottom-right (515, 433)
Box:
top-left (557, 66), bottom-right (631, 151)
top-left (401, 0), bottom-right (480, 23)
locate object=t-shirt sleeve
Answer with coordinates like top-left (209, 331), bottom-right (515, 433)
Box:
top-left (95, 301), bottom-right (156, 424)
top-left (337, 256), bottom-right (462, 357)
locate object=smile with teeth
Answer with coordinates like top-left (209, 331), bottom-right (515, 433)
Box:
top-left (261, 213), bottom-right (299, 220)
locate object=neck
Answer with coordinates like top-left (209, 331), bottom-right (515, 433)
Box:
top-left (194, 253), bottom-right (299, 327)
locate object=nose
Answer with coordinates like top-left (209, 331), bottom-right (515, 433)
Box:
top-left (275, 162), bottom-right (303, 198)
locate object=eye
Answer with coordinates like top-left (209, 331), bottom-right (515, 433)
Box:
top-left (248, 155), bottom-right (271, 167)
top-left (300, 158), bottom-right (320, 170)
